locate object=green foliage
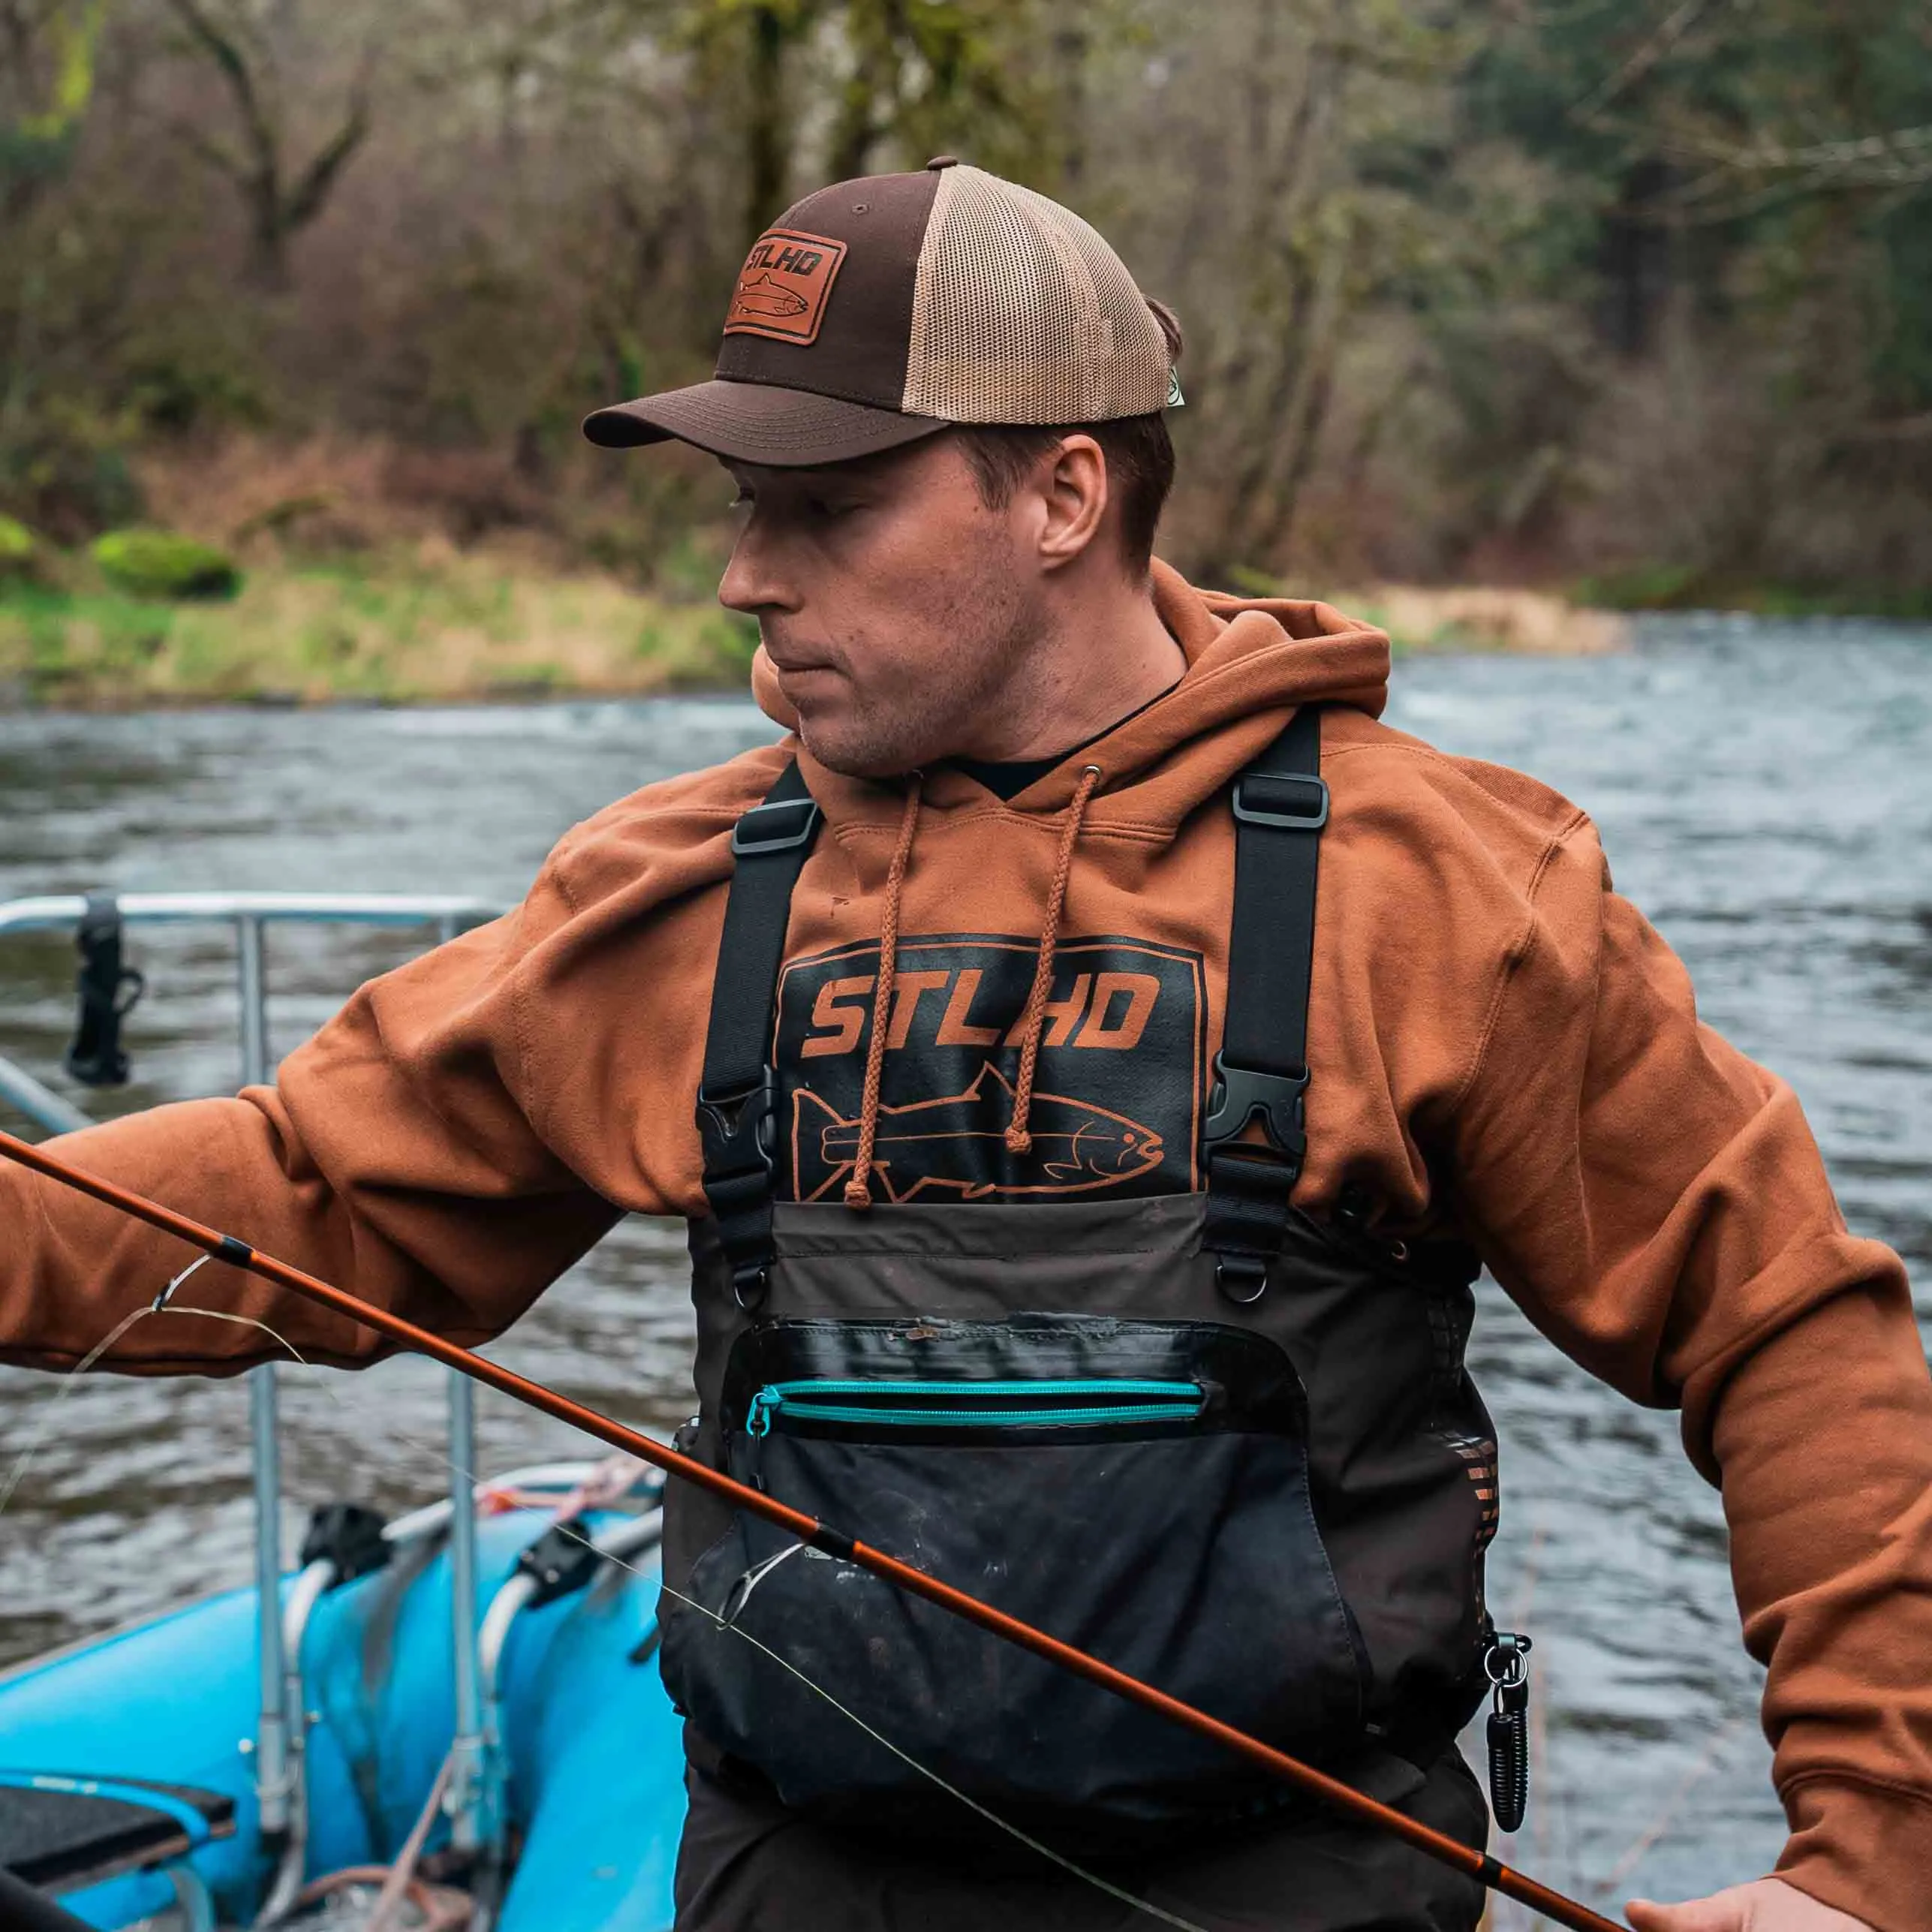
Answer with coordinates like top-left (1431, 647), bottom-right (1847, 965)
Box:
top-left (1574, 564), bottom-right (1708, 612)
top-left (1, 0), bottom-right (105, 188)
top-left (92, 530), bottom-right (243, 601)
top-left (125, 351), bottom-right (269, 438)
top-left (20, 1), bottom-right (106, 140)
top-left (1577, 567), bottom-right (1932, 621)
top-left (0, 517), bottom-right (41, 581)
top-left (1, 421), bottom-right (144, 543)
top-left (7, 0), bottom-right (1932, 626)
top-left (0, 552), bottom-right (764, 703)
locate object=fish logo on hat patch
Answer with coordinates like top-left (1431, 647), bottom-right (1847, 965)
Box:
top-left (724, 228), bottom-right (847, 345)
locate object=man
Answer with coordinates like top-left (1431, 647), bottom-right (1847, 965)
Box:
top-left (2, 160), bottom-right (1926, 1932)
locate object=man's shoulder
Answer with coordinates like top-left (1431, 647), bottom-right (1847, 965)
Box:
top-left (1323, 706), bottom-right (1595, 877)
top-left (538, 739), bottom-right (796, 915)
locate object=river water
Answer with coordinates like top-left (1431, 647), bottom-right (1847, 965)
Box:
top-left (1, 615), bottom-right (1927, 1915)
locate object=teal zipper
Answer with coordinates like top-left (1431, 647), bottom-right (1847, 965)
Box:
top-left (746, 1377), bottom-right (1204, 1437)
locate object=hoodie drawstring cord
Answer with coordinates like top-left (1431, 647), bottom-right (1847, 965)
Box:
top-left (843, 775), bottom-right (924, 1210)
top-left (1005, 764), bottom-right (1103, 1157)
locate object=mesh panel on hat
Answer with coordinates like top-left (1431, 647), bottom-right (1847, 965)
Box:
top-left (901, 167), bottom-right (1171, 423)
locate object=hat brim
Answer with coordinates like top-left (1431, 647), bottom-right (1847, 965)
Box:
top-left (582, 378), bottom-right (949, 468)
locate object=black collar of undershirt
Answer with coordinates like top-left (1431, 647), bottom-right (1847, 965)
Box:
top-left (943, 679), bottom-right (1181, 802)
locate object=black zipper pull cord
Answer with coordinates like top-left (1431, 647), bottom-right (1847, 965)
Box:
top-left (1485, 1630), bottom-right (1533, 1834)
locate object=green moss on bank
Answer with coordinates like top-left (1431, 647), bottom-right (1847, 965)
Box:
top-left (1575, 567), bottom-right (1932, 621)
top-left (0, 552), bottom-right (758, 706)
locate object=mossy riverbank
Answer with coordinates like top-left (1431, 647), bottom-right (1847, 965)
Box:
top-left (1, 555), bottom-right (1628, 709)
top-left (0, 549), bottom-right (760, 707)
top-left (13, 545), bottom-right (1919, 712)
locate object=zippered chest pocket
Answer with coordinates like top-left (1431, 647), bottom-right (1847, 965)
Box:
top-left (745, 1374), bottom-right (1206, 1452)
top-left (661, 1314), bottom-right (1369, 1850)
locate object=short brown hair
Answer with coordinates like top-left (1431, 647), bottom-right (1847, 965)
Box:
top-left (952, 296), bottom-right (1181, 577)
top-left (952, 415), bottom-right (1177, 577)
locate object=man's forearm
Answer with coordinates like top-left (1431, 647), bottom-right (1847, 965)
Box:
top-left (3, 1090), bottom-right (618, 1378)
top-left (1709, 1278), bottom-right (1932, 1931)
top-left (3, 1097), bottom-right (444, 1374)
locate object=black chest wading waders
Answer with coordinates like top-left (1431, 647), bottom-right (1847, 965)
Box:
top-left (658, 712), bottom-right (1505, 1857)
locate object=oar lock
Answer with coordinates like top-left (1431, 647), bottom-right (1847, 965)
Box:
top-left (64, 892), bottom-right (145, 1088)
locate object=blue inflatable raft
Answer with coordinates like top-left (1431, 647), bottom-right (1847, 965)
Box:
top-left (0, 892), bottom-right (698, 1930)
top-left (0, 1466), bottom-right (688, 1930)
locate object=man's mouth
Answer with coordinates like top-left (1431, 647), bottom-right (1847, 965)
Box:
top-left (764, 646), bottom-right (841, 678)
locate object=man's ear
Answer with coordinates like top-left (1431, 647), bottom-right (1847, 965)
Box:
top-left (1036, 435), bottom-right (1109, 573)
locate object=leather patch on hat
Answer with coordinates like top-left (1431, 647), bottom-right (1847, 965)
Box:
top-left (723, 228), bottom-right (849, 346)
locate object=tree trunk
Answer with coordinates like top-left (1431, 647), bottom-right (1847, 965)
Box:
top-left (745, 3), bottom-right (787, 245)
top-left (1054, 19), bottom-right (1088, 188)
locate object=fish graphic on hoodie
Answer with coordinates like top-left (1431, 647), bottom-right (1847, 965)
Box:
top-left (775, 934), bottom-right (1208, 1203)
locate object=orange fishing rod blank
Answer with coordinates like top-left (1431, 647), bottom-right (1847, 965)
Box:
top-left (0, 1127), bottom-right (1622, 1932)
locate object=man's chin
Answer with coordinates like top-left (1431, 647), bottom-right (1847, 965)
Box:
top-left (794, 713), bottom-right (921, 782)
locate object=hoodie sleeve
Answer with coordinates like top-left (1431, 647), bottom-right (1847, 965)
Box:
top-left (0, 741), bottom-right (790, 1376)
top-left (0, 853), bottom-right (627, 1377)
top-left (1448, 811), bottom-right (1932, 1930)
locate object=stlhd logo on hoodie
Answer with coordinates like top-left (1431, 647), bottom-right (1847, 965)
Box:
top-left (775, 933), bottom-right (1205, 1203)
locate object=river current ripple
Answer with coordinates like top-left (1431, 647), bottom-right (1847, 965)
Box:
top-left (1, 614), bottom-right (1927, 1912)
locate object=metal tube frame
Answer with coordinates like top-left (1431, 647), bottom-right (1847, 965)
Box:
top-left (431, 909), bottom-right (489, 1857)
top-left (0, 890), bottom-right (505, 1908)
top-left (236, 913), bottom-right (291, 1846)
top-left (0, 1052), bottom-right (90, 1136)
top-left (446, 1371), bottom-right (486, 1853)
top-left (0, 892), bottom-right (504, 937)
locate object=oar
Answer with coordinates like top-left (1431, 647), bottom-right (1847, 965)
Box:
top-left (0, 1126), bottom-right (1622, 1932)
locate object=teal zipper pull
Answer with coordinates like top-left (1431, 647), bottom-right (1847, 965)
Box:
top-left (744, 1387), bottom-right (781, 1491)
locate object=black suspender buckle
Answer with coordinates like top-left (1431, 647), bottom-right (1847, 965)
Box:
top-left (731, 797), bottom-right (822, 856)
top-left (697, 1069), bottom-right (781, 1308)
top-left (1202, 1054), bottom-right (1309, 1307)
top-left (1205, 708), bottom-right (1325, 1308)
top-left (1202, 1052), bottom-right (1309, 1163)
top-left (1231, 771), bottom-right (1329, 832)
top-left (702, 763), bottom-right (823, 1314)
top-left (697, 1067), bottom-right (778, 1181)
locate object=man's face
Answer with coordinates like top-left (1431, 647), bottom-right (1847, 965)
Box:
top-left (717, 433), bottom-right (1045, 778)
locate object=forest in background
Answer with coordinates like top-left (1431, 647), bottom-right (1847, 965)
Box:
top-left (2, 0), bottom-right (1931, 700)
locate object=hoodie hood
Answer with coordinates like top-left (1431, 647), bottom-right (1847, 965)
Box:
top-left (748, 560), bottom-right (1391, 835)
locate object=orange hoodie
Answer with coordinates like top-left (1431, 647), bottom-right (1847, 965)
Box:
top-left (3, 564), bottom-right (1927, 1926)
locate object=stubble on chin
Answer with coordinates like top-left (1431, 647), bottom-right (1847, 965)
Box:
top-left (803, 573), bottom-right (1042, 779)
top-left (794, 692), bottom-right (943, 781)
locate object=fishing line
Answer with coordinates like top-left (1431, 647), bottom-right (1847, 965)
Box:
top-left (0, 1296), bottom-right (314, 1527)
top-left (0, 1301), bottom-right (159, 1518)
top-left (652, 1573), bottom-right (1218, 1932)
top-left (155, 1253), bottom-right (212, 1311)
top-left (0, 1128), bottom-right (1627, 1932)
top-left (119, 1297), bottom-right (1217, 1931)
top-left (162, 1304), bottom-right (314, 1366)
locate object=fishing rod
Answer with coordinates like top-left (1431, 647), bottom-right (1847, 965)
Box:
top-left (0, 1126), bottom-right (1623, 1932)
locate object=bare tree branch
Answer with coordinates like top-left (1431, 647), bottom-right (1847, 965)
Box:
top-left (1571, 0), bottom-right (1715, 124)
top-left (157, 0), bottom-right (386, 282)
top-left (282, 69), bottom-right (372, 231)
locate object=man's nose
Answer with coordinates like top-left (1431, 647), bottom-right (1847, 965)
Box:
top-left (718, 516), bottom-right (800, 615)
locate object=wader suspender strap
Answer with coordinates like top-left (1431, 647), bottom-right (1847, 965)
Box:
top-left (697, 760), bottom-right (824, 1308)
top-left (1202, 704), bottom-right (1328, 1303)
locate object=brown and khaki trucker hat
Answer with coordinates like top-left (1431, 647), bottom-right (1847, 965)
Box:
top-left (582, 157), bottom-right (1175, 468)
